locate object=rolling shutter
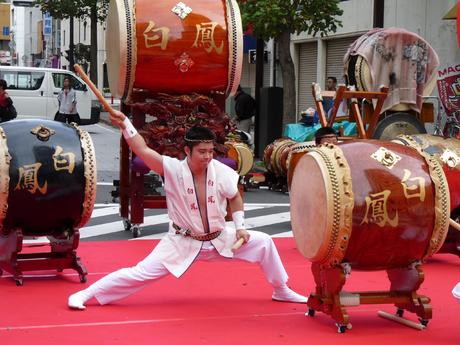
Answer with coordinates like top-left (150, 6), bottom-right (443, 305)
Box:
top-left (325, 36), bottom-right (360, 85)
top-left (297, 42), bottom-right (318, 115)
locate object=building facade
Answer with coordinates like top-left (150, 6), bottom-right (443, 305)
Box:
top-left (291, 0), bottom-right (460, 116)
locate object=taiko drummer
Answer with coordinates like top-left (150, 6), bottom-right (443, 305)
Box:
top-left (68, 111), bottom-right (307, 309)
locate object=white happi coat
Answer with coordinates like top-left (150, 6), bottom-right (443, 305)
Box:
top-left (151, 156), bottom-right (240, 277)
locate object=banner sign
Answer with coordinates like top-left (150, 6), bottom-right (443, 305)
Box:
top-left (437, 63), bottom-right (460, 116)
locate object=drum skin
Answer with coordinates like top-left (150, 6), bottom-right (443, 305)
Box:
top-left (286, 141), bottom-right (315, 187)
top-left (393, 134), bottom-right (460, 212)
top-left (289, 140), bottom-right (450, 270)
top-left (0, 120), bottom-right (97, 236)
top-left (225, 141), bottom-right (253, 176)
top-left (106, 0), bottom-right (243, 100)
top-left (263, 138), bottom-right (296, 177)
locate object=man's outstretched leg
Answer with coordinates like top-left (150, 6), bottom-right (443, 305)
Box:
top-left (68, 250), bottom-right (169, 310)
top-left (231, 231), bottom-right (308, 303)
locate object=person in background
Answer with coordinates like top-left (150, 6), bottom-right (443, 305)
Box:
top-left (0, 79), bottom-right (16, 123)
top-left (234, 85), bottom-right (256, 133)
top-left (323, 76), bottom-right (337, 116)
top-left (314, 126), bottom-right (339, 146)
top-left (55, 76), bottom-right (80, 124)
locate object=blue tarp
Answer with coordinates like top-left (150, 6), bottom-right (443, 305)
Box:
top-left (283, 121), bottom-right (358, 142)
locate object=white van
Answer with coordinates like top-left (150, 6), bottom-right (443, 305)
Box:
top-left (0, 66), bottom-right (101, 125)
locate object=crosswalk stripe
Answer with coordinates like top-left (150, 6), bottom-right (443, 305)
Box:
top-left (271, 231), bottom-right (293, 238)
top-left (87, 204), bottom-right (281, 221)
top-left (28, 204), bottom-right (293, 241)
top-left (135, 212), bottom-right (292, 241)
top-left (91, 206), bottom-right (120, 218)
top-left (80, 214), bottom-right (171, 239)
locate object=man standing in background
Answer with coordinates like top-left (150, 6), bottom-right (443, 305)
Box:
top-left (234, 85), bottom-right (256, 133)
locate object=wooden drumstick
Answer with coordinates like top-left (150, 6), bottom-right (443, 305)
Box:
top-left (377, 311), bottom-right (426, 330)
top-left (73, 64), bottom-right (117, 117)
top-left (450, 218), bottom-right (460, 232)
top-left (231, 238), bottom-right (245, 252)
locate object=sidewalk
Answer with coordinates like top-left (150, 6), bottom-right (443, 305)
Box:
top-left (99, 97), bottom-right (120, 127)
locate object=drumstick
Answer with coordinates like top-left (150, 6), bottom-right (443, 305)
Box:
top-left (73, 64), bottom-right (117, 117)
top-left (450, 218), bottom-right (460, 232)
top-left (377, 311), bottom-right (426, 330)
top-left (231, 238), bottom-right (245, 252)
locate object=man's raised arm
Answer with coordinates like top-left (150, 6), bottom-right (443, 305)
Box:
top-left (110, 110), bottom-right (164, 175)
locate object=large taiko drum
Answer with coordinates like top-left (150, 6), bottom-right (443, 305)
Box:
top-left (106, 0), bottom-right (243, 101)
top-left (0, 120), bottom-right (97, 236)
top-left (289, 140), bottom-right (450, 270)
top-left (225, 141), bottom-right (253, 176)
top-left (344, 28), bottom-right (438, 140)
top-left (344, 28), bottom-right (438, 110)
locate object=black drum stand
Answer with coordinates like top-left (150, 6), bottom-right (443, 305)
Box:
top-left (0, 228), bottom-right (87, 285)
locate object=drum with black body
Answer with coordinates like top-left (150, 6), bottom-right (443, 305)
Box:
top-left (0, 120), bottom-right (96, 236)
top-left (0, 119), bottom-right (96, 284)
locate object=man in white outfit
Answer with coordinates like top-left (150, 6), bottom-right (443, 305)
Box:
top-left (68, 110), bottom-right (307, 309)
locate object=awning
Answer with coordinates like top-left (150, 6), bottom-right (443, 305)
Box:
top-left (442, 1), bottom-right (460, 47)
top-left (443, 3), bottom-right (457, 20)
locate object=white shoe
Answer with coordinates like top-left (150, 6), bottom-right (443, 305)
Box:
top-left (452, 282), bottom-right (460, 302)
top-left (272, 286), bottom-right (308, 304)
top-left (68, 291), bottom-right (87, 310)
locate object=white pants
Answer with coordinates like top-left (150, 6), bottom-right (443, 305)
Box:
top-left (237, 118), bottom-right (252, 133)
top-left (88, 231), bottom-right (289, 305)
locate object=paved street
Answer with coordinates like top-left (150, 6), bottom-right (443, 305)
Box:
top-left (78, 120), bottom-right (293, 242)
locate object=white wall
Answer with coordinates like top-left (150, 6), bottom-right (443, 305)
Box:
top-left (23, 7), bottom-right (42, 66)
top-left (291, 0), bottom-right (460, 101)
top-left (60, 17), bottom-right (106, 89)
top-left (384, 0), bottom-right (460, 69)
top-left (11, 6), bottom-right (25, 66)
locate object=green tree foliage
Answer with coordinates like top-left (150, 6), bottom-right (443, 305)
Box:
top-left (237, 0), bottom-right (343, 124)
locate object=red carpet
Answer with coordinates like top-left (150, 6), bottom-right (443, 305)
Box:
top-left (0, 238), bottom-right (459, 345)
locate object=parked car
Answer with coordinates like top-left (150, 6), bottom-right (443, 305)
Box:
top-left (0, 66), bottom-right (101, 125)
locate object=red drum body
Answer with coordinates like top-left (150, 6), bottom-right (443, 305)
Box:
top-left (393, 135), bottom-right (460, 212)
top-left (106, 0), bottom-right (243, 100)
top-left (289, 140), bottom-right (450, 270)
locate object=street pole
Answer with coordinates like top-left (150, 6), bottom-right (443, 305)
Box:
top-left (254, 37), bottom-right (264, 158)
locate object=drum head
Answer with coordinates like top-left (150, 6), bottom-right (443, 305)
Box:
top-left (225, 142), bottom-right (240, 172)
top-left (106, 0), bottom-right (135, 100)
top-left (290, 152), bottom-right (333, 261)
top-left (372, 113), bottom-right (427, 140)
top-left (235, 144), bottom-right (253, 176)
top-left (347, 55), bottom-right (372, 91)
top-left (286, 142), bottom-right (315, 188)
